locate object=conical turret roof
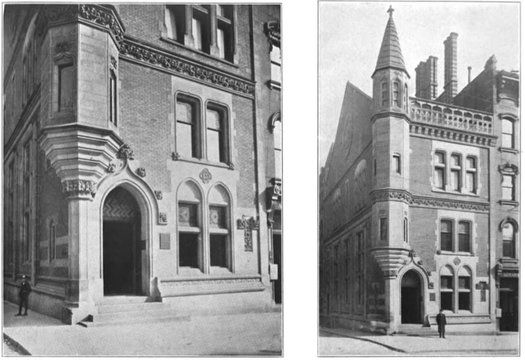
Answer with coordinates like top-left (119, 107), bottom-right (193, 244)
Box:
top-left (373, 6), bottom-right (409, 77)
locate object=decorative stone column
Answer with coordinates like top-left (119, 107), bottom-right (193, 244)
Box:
top-left (40, 124), bottom-right (123, 323)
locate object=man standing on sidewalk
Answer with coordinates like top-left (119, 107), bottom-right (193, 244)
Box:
top-left (15, 275), bottom-right (32, 316)
top-left (436, 309), bottom-right (447, 338)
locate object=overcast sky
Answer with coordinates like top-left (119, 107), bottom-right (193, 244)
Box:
top-left (318, 1), bottom-right (520, 167)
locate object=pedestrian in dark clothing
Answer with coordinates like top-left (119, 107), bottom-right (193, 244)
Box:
top-left (436, 308), bottom-right (447, 338)
top-left (16, 275), bottom-right (32, 316)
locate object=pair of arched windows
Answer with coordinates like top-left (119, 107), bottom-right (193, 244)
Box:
top-left (440, 265), bottom-right (472, 312)
top-left (177, 181), bottom-right (232, 272)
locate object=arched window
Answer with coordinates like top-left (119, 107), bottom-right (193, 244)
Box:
top-left (440, 266), bottom-right (454, 311)
top-left (502, 221), bottom-right (516, 258)
top-left (501, 118), bottom-right (514, 149)
top-left (381, 81), bottom-right (388, 106)
top-left (178, 181), bottom-right (203, 270)
top-left (206, 102), bottom-right (229, 164)
top-left (208, 185), bottom-right (231, 270)
top-left (458, 267), bottom-right (472, 311)
top-left (392, 81), bottom-right (400, 107)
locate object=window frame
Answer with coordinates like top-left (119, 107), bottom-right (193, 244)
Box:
top-left (502, 220), bottom-right (517, 258)
top-left (501, 117), bottom-right (515, 149)
top-left (457, 220), bottom-right (471, 253)
top-left (177, 200), bottom-right (203, 271)
top-left (450, 153), bottom-right (462, 192)
top-left (440, 219), bottom-right (453, 252)
top-left (175, 93), bottom-right (202, 160)
top-left (205, 101), bottom-right (230, 164)
top-left (434, 150), bottom-right (446, 190)
top-left (465, 156), bottom-right (477, 194)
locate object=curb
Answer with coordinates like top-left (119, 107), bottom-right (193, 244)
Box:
top-left (3, 333), bottom-right (31, 356)
top-left (321, 328), bottom-right (406, 353)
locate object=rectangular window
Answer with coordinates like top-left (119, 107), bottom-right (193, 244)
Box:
top-left (109, 70), bottom-right (117, 125)
top-left (440, 275), bottom-right (453, 311)
top-left (404, 217), bottom-right (408, 243)
top-left (466, 156), bottom-right (477, 194)
top-left (58, 63), bottom-right (74, 111)
top-left (270, 45), bottom-right (282, 87)
top-left (216, 5), bottom-right (233, 61)
top-left (176, 96), bottom-right (200, 159)
top-left (502, 175), bottom-right (515, 201)
top-left (393, 154), bottom-right (401, 174)
top-left (458, 221), bottom-right (470, 252)
top-left (458, 276), bottom-right (471, 310)
top-left (192, 6), bottom-right (210, 53)
top-left (179, 233), bottom-right (199, 268)
top-left (501, 119), bottom-right (514, 148)
top-left (380, 218), bottom-right (387, 242)
top-left (450, 154), bottom-right (461, 191)
top-left (210, 234), bottom-right (228, 267)
top-left (165, 5), bottom-right (185, 43)
top-left (206, 106), bottom-right (226, 163)
top-left (178, 203), bottom-right (198, 227)
top-left (381, 82), bottom-right (388, 106)
top-left (434, 152), bottom-right (446, 189)
top-left (440, 220), bottom-right (453, 251)
top-left (393, 81), bottom-right (400, 107)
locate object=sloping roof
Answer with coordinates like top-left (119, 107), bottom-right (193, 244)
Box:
top-left (373, 10), bottom-right (408, 77)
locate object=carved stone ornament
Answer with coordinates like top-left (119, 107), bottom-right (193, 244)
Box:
top-left (498, 162), bottom-right (519, 175)
top-left (53, 41), bottom-right (73, 62)
top-left (158, 212), bottom-right (168, 224)
top-left (264, 21), bottom-right (281, 47)
top-left (106, 163), bottom-right (117, 173)
top-left (110, 55), bottom-right (117, 69)
top-left (370, 189), bottom-right (490, 212)
top-left (199, 168), bottom-right (212, 184)
top-left (136, 167), bottom-right (146, 177)
top-left (228, 162), bottom-right (235, 170)
top-left (453, 257), bottom-right (461, 266)
top-left (236, 216), bottom-right (260, 230)
top-left (154, 190), bottom-right (163, 200)
top-left (171, 152), bottom-right (180, 161)
top-left (62, 179), bottom-right (96, 197)
top-left (78, 5), bottom-right (125, 46)
top-left (120, 39), bottom-right (255, 97)
top-left (117, 144), bottom-right (134, 160)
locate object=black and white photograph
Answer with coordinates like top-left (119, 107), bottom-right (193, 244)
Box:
top-left (319, 1), bottom-right (520, 356)
top-left (3, 3), bottom-right (282, 356)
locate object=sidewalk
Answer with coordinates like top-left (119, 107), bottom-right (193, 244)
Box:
top-left (320, 326), bottom-right (519, 355)
top-left (3, 301), bottom-right (282, 356)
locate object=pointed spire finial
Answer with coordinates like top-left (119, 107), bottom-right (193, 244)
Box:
top-left (387, 5), bottom-right (394, 18)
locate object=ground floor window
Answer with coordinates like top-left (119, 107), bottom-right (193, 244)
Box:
top-left (210, 234), bottom-right (227, 267)
top-left (179, 233), bottom-right (199, 268)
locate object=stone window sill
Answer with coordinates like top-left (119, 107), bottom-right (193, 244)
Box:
top-left (499, 147), bottom-right (519, 154)
top-left (160, 36), bottom-right (239, 68)
top-left (499, 200), bottom-right (519, 206)
top-left (431, 188), bottom-right (480, 198)
top-left (172, 156), bottom-right (234, 170)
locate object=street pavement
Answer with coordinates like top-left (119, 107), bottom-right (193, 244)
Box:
top-left (319, 327), bottom-right (519, 356)
top-left (3, 301), bottom-right (282, 356)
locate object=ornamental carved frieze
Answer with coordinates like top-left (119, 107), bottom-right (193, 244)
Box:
top-left (370, 189), bottom-right (490, 212)
top-left (370, 189), bottom-right (412, 204)
top-left (120, 40), bottom-right (255, 97)
top-left (78, 5), bottom-right (124, 46)
top-left (62, 179), bottom-right (96, 198)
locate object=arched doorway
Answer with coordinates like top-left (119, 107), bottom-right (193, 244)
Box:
top-left (401, 270), bottom-right (422, 324)
top-left (103, 186), bottom-right (144, 296)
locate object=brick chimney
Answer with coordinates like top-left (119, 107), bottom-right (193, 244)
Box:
top-left (443, 32), bottom-right (458, 103)
top-left (415, 56), bottom-right (438, 100)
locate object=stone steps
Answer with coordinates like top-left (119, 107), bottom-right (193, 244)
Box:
top-left (397, 324), bottom-right (438, 337)
top-left (78, 297), bottom-right (190, 327)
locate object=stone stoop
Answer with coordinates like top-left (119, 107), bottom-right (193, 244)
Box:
top-left (77, 296), bottom-right (190, 327)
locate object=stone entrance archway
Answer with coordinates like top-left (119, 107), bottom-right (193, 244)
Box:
top-left (401, 270), bottom-right (422, 324)
top-left (103, 186), bottom-right (144, 295)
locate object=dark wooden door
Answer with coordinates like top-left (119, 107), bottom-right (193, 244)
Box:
top-left (104, 221), bottom-right (134, 295)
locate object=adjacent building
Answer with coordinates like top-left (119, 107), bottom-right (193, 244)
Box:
top-left (4, 4), bottom-right (282, 324)
top-left (320, 8), bottom-right (519, 333)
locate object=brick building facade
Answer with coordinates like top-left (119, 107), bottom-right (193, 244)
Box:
top-left (3, 4), bottom-right (282, 324)
top-left (319, 8), bottom-right (519, 333)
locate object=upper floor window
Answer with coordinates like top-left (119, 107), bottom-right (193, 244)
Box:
top-left (273, 117), bottom-right (282, 179)
top-left (165, 5), bottom-right (235, 62)
top-left (403, 217), bottom-right (408, 243)
top-left (450, 154), bottom-right (462, 192)
top-left (458, 221), bottom-right (471, 252)
top-left (206, 103), bottom-right (229, 164)
top-left (392, 81), bottom-right (400, 107)
top-left (502, 174), bottom-right (515, 201)
top-left (465, 156), bottom-right (477, 194)
top-left (380, 218), bottom-right (387, 242)
top-left (270, 44), bottom-right (282, 90)
top-left (176, 94), bottom-right (201, 159)
top-left (175, 94), bottom-right (231, 166)
top-left (501, 118), bottom-right (514, 149)
top-left (109, 70), bottom-right (117, 126)
top-left (381, 81), bottom-right (388, 106)
top-left (404, 84), bottom-right (408, 111)
top-left (434, 152), bottom-right (446, 190)
top-left (58, 63), bottom-right (74, 112)
top-left (393, 153), bottom-right (401, 174)
top-left (440, 220), bottom-right (453, 251)
top-left (502, 221), bottom-right (517, 258)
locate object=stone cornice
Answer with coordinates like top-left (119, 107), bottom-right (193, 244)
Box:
top-left (120, 38), bottom-right (255, 98)
top-left (410, 122), bottom-right (497, 147)
top-left (370, 189), bottom-right (490, 212)
top-left (371, 111), bottom-right (411, 123)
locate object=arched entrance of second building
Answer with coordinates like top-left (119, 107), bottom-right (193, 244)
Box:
top-left (401, 270), bottom-right (422, 324)
top-left (103, 186), bottom-right (144, 296)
